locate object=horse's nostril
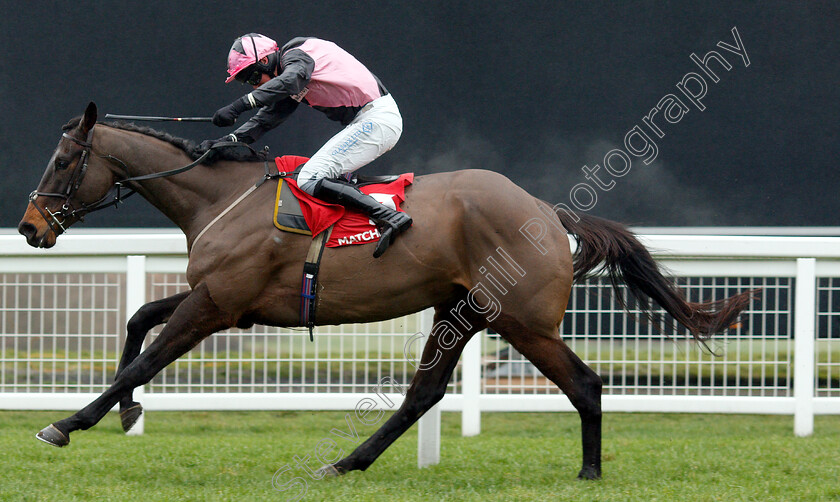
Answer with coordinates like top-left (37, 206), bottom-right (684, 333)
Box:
top-left (18, 221), bottom-right (37, 240)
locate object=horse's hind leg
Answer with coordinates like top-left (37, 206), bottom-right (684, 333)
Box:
top-left (117, 291), bottom-right (190, 432)
top-left (326, 297), bottom-right (486, 475)
top-left (494, 320), bottom-right (602, 479)
top-left (35, 284), bottom-right (230, 447)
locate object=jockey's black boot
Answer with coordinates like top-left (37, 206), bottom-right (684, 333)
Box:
top-left (312, 178), bottom-right (412, 258)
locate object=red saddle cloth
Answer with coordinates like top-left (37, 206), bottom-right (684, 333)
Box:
top-left (274, 156), bottom-right (413, 248)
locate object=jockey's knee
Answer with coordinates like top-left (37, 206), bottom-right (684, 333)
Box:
top-left (299, 177), bottom-right (320, 195)
top-left (296, 164), bottom-right (324, 195)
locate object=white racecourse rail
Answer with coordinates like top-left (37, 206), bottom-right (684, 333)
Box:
top-left (1, 230), bottom-right (839, 463)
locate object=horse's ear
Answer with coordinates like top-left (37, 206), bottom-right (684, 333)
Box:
top-left (82, 102), bottom-right (97, 133)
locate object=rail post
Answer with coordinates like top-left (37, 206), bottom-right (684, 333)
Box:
top-left (125, 255), bottom-right (146, 436)
top-left (794, 257), bottom-right (816, 437)
top-left (461, 332), bottom-right (482, 436)
top-left (417, 308), bottom-right (441, 467)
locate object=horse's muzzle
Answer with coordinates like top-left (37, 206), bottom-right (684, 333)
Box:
top-left (18, 204), bottom-right (58, 248)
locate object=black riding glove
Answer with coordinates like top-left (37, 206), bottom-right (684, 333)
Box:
top-left (212, 95), bottom-right (252, 127)
top-left (196, 134), bottom-right (239, 163)
top-left (198, 134), bottom-right (238, 152)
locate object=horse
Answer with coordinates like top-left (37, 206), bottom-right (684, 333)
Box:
top-left (18, 102), bottom-right (754, 480)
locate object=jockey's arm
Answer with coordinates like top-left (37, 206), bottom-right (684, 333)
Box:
top-left (233, 98), bottom-right (300, 144)
top-left (232, 48), bottom-right (315, 143)
top-left (251, 48), bottom-right (315, 105)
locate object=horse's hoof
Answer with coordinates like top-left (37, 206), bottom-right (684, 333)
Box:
top-left (315, 464), bottom-right (342, 478)
top-left (577, 466), bottom-right (601, 480)
top-left (35, 424), bottom-right (69, 447)
top-left (120, 404), bottom-right (143, 432)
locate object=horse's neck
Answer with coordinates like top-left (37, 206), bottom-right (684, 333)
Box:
top-left (97, 126), bottom-right (257, 238)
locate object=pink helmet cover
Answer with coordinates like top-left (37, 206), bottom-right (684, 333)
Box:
top-left (225, 34), bottom-right (279, 83)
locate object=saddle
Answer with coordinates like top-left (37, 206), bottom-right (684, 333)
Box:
top-left (272, 155), bottom-right (413, 247)
top-left (270, 155), bottom-right (413, 340)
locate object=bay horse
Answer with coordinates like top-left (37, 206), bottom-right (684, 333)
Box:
top-left (18, 102), bottom-right (753, 480)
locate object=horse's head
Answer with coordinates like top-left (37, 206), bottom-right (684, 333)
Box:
top-left (18, 102), bottom-right (119, 248)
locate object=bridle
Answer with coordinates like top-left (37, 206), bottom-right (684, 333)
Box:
top-left (28, 125), bottom-right (251, 237)
top-left (27, 128), bottom-right (110, 236)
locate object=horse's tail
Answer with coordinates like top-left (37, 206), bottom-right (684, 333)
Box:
top-left (555, 210), bottom-right (755, 341)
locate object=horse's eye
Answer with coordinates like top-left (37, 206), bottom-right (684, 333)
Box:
top-left (55, 159), bottom-right (69, 170)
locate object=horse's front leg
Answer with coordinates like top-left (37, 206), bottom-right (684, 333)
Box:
top-left (323, 300), bottom-right (485, 475)
top-left (36, 284), bottom-right (231, 447)
top-left (117, 291), bottom-right (190, 432)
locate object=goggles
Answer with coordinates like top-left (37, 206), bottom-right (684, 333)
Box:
top-left (235, 65), bottom-right (264, 86)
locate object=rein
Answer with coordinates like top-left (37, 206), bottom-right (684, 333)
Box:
top-left (29, 125), bottom-right (261, 236)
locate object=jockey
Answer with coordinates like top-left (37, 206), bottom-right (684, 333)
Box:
top-left (201, 33), bottom-right (411, 258)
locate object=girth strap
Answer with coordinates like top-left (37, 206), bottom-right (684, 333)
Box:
top-left (301, 224), bottom-right (334, 341)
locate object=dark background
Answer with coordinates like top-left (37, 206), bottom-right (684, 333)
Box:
top-left (1, 1), bottom-right (838, 229)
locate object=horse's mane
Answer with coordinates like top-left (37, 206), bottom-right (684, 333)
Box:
top-left (61, 116), bottom-right (262, 162)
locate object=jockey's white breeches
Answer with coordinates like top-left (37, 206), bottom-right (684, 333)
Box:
top-left (298, 93), bottom-right (403, 195)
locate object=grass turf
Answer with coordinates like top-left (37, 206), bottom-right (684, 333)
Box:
top-left (0, 410), bottom-right (838, 501)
